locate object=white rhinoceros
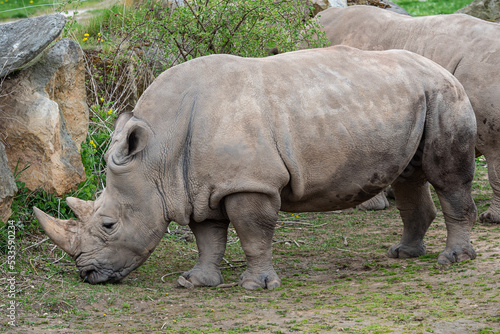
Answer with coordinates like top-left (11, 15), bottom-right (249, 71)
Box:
top-left (317, 5), bottom-right (500, 223)
top-left (34, 46), bottom-right (477, 289)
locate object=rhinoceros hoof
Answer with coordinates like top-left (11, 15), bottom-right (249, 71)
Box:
top-left (387, 243), bottom-right (426, 259)
top-left (357, 193), bottom-right (390, 211)
top-left (179, 268), bottom-right (223, 287)
top-left (479, 209), bottom-right (500, 224)
top-left (239, 271), bottom-right (281, 290)
top-left (437, 245), bottom-right (476, 265)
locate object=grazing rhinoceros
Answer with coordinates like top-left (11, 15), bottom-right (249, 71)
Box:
top-left (317, 5), bottom-right (500, 223)
top-left (34, 46), bottom-right (478, 289)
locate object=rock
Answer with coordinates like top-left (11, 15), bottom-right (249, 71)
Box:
top-left (310, 1), bottom-right (338, 15)
top-left (0, 142), bottom-right (17, 222)
top-left (330, 0), bottom-right (348, 8)
top-left (0, 39), bottom-right (86, 196)
top-left (0, 14), bottom-right (66, 77)
top-left (308, 1), bottom-right (347, 15)
top-left (348, 0), bottom-right (410, 16)
top-left (44, 38), bottom-right (89, 147)
top-left (456, 0), bottom-right (500, 22)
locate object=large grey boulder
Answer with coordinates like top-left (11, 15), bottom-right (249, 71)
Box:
top-left (0, 38), bottom-right (86, 195)
top-left (0, 142), bottom-right (16, 223)
top-left (456, 0), bottom-right (500, 22)
top-left (0, 14), bottom-right (66, 77)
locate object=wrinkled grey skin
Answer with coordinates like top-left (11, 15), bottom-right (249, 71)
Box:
top-left (34, 46), bottom-right (478, 289)
top-left (318, 5), bottom-right (500, 223)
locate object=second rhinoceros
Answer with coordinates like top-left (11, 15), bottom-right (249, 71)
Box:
top-left (317, 5), bottom-right (500, 222)
top-left (34, 46), bottom-right (477, 289)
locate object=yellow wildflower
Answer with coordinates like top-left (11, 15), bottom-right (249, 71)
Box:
top-left (30, 0), bottom-right (33, 3)
top-left (173, 320), bottom-right (177, 323)
top-left (82, 38), bottom-right (87, 42)
top-left (98, 32), bottom-right (101, 36)
top-left (84, 33), bottom-right (89, 37)
top-left (90, 140), bottom-right (96, 148)
top-left (100, 97), bottom-right (104, 102)
top-left (108, 108), bottom-right (113, 115)
top-left (103, 313), bottom-right (107, 316)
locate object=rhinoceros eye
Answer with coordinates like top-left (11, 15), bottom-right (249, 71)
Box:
top-left (102, 217), bottom-right (117, 232)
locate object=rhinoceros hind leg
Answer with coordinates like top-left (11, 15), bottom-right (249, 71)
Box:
top-left (479, 155), bottom-right (500, 224)
top-left (423, 132), bottom-right (477, 264)
top-left (357, 191), bottom-right (390, 211)
top-left (179, 220), bottom-right (230, 287)
top-left (224, 192), bottom-right (281, 290)
top-left (389, 177), bottom-right (436, 259)
top-left (432, 185), bottom-right (477, 265)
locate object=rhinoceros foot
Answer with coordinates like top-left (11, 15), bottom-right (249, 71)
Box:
top-left (239, 268), bottom-right (281, 290)
top-left (357, 192), bottom-right (390, 211)
top-left (479, 208), bottom-right (500, 224)
top-left (178, 267), bottom-right (223, 287)
top-left (437, 245), bottom-right (477, 265)
top-left (387, 242), bottom-right (426, 259)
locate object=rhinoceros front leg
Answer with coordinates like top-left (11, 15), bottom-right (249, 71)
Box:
top-left (389, 179), bottom-right (437, 259)
top-left (179, 220), bottom-right (229, 287)
top-left (225, 192), bottom-right (281, 290)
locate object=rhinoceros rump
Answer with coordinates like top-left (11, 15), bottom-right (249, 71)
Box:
top-left (318, 5), bottom-right (500, 223)
top-left (34, 46), bottom-right (477, 289)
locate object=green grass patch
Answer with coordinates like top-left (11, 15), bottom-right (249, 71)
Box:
top-left (392, 0), bottom-right (472, 16)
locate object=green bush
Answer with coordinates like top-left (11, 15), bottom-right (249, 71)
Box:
top-left (123, 0), bottom-right (329, 72)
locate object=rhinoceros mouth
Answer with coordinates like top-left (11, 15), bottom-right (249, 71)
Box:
top-left (79, 265), bottom-right (122, 284)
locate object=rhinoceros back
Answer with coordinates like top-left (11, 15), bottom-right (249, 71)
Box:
top-left (133, 46), bottom-right (472, 220)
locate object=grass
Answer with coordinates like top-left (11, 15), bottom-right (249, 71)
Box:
top-left (392, 0), bottom-right (473, 16)
top-left (0, 0), bottom-right (102, 21)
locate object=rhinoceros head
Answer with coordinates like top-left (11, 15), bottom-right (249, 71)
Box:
top-left (33, 115), bottom-right (169, 284)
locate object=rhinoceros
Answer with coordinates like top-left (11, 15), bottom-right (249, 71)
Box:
top-left (317, 5), bottom-right (500, 223)
top-left (34, 46), bottom-right (478, 289)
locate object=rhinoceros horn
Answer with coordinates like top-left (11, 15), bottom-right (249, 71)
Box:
top-left (33, 197), bottom-right (93, 258)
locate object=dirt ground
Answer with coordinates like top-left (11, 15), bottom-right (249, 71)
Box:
top-left (3, 193), bottom-right (500, 333)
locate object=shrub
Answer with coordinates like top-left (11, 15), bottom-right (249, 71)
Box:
top-left (127, 0), bottom-right (329, 70)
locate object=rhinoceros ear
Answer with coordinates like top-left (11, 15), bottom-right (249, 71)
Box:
top-left (66, 197), bottom-right (94, 222)
top-left (114, 112), bottom-right (133, 132)
top-left (110, 118), bottom-right (152, 166)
